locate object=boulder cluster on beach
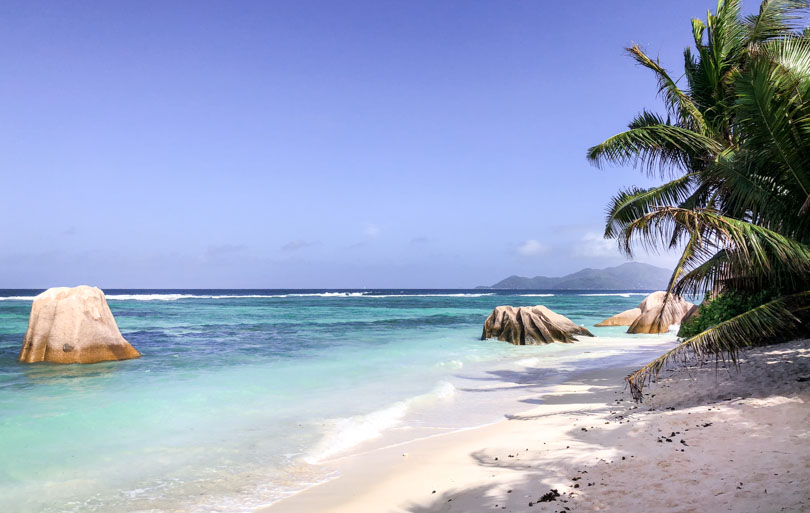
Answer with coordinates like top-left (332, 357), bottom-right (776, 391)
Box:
top-left (481, 290), bottom-right (697, 348)
top-left (596, 291), bottom-right (697, 334)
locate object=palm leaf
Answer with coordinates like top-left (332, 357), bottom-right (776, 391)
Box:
top-left (735, 45), bottom-right (810, 206)
top-left (587, 117), bottom-right (722, 178)
top-left (707, 150), bottom-right (800, 226)
top-left (745, 0), bottom-right (810, 44)
top-left (604, 173), bottom-right (697, 241)
top-left (618, 207), bottom-right (810, 282)
top-left (626, 45), bottom-right (708, 132)
top-left (673, 248), bottom-right (732, 296)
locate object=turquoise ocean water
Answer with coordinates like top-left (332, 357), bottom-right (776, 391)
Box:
top-left (0, 289), bottom-right (680, 512)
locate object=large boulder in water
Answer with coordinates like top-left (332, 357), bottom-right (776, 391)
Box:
top-left (482, 305), bottom-right (594, 345)
top-left (627, 291), bottom-right (695, 334)
top-left (594, 307), bottom-right (642, 327)
top-left (18, 286), bottom-right (140, 364)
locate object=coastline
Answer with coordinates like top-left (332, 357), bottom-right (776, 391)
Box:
top-left (0, 291), bottom-right (684, 512)
top-left (260, 338), bottom-right (810, 513)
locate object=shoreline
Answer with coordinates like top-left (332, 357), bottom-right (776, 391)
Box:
top-left (259, 338), bottom-right (810, 513)
top-left (253, 336), bottom-right (679, 511)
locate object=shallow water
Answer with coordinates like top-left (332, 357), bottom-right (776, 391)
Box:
top-left (0, 289), bottom-right (677, 512)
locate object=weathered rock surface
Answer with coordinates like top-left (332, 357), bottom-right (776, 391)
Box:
top-left (594, 291), bottom-right (696, 334)
top-left (482, 305), bottom-right (594, 345)
top-left (594, 307), bottom-right (642, 327)
top-left (595, 291), bottom-right (696, 334)
top-left (675, 303), bottom-right (702, 337)
top-left (18, 286), bottom-right (140, 364)
top-left (627, 291), bottom-right (695, 334)
top-left (681, 303), bottom-right (700, 325)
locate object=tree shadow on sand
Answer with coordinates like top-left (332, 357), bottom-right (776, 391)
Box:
top-left (400, 341), bottom-right (810, 512)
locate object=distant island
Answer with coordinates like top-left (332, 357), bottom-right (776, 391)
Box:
top-left (477, 262), bottom-right (671, 290)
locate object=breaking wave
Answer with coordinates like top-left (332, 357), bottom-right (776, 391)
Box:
top-left (578, 293), bottom-right (649, 298)
top-left (304, 381), bottom-right (457, 464)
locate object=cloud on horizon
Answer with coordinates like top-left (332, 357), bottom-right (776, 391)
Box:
top-left (515, 239), bottom-right (548, 257)
top-left (572, 232), bottom-right (618, 258)
top-left (280, 240), bottom-right (320, 252)
top-left (205, 244), bottom-right (247, 258)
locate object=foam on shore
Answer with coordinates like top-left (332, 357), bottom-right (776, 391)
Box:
top-left (579, 292), bottom-right (649, 297)
top-left (304, 381), bottom-right (457, 464)
top-left (0, 292), bottom-right (500, 301)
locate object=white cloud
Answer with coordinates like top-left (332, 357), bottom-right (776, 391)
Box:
top-left (363, 223), bottom-right (381, 237)
top-left (573, 232), bottom-right (617, 258)
top-left (516, 239), bottom-right (548, 257)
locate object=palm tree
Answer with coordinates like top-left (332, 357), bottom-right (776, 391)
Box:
top-left (587, 0), bottom-right (810, 400)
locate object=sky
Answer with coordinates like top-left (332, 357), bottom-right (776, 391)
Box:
top-left (0, 1), bottom-right (758, 288)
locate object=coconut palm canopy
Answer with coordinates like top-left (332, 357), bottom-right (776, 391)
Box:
top-left (587, 0), bottom-right (810, 400)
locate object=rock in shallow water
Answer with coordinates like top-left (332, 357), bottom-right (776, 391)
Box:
top-left (594, 307), bottom-right (642, 327)
top-left (594, 291), bottom-right (696, 334)
top-left (18, 286), bottom-right (140, 364)
top-left (481, 305), bottom-right (594, 345)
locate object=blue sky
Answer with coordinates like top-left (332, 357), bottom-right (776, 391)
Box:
top-left (0, 1), bottom-right (755, 288)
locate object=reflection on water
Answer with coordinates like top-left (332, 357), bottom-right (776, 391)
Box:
top-left (20, 360), bottom-right (123, 388)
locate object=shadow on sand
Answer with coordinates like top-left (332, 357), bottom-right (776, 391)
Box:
top-left (402, 340), bottom-right (810, 512)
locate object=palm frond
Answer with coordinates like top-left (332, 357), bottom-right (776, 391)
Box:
top-left (764, 36), bottom-right (810, 98)
top-left (735, 46), bottom-right (810, 205)
top-left (626, 45), bottom-right (708, 132)
top-left (708, 0), bottom-right (746, 64)
top-left (673, 248), bottom-right (732, 296)
top-left (745, 0), bottom-right (810, 44)
top-left (707, 150), bottom-right (797, 223)
top-left (587, 117), bottom-right (722, 178)
top-left (604, 174), bottom-right (697, 241)
top-left (620, 207), bottom-right (810, 277)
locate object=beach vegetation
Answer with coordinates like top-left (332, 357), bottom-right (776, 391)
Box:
top-left (587, 0), bottom-right (810, 400)
top-left (677, 289), bottom-right (777, 338)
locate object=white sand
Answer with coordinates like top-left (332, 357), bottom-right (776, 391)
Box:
top-left (259, 339), bottom-right (810, 513)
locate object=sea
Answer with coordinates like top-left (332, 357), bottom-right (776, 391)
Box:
top-left (0, 289), bottom-right (681, 513)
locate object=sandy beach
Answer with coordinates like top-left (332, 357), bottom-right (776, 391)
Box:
top-left (261, 338), bottom-right (810, 513)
